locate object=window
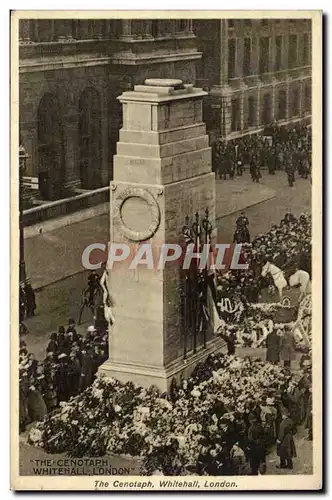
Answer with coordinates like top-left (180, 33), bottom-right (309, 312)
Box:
top-left (275, 36), bottom-right (282, 71)
top-left (290, 87), bottom-right (300, 116)
top-left (228, 19), bottom-right (235, 28)
top-left (259, 37), bottom-right (270, 74)
top-left (304, 84), bottom-right (311, 113)
top-left (156, 20), bottom-right (174, 36)
top-left (132, 20), bottom-right (146, 35)
top-left (302, 33), bottom-right (310, 66)
top-left (261, 93), bottom-right (272, 125)
top-left (260, 19), bottom-right (268, 26)
top-left (248, 96), bottom-right (256, 127)
top-left (231, 98), bottom-right (241, 131)
top-left (36, 20), bottom-right (55, 42)
top-left (244, 20), bottom-right (252, 27)
top-left (243, 38), bottom-right (251, 76)
top-left (179, 20), bottom-right (187, 31)
top-left (228, 38), bottom-right (236, 79)
top-left (288, 34), bottom-right (298, 69)
top-left (277, 89), bottom-right (287, 119)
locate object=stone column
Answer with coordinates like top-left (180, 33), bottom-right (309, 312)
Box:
top-left (99, 87), bottom-right (109, 186)
top-left (299, 79), bottom-right (304, 116)
top-left (256, 84), bottom-right (262, 126)
top-left (271, 82), bottom-right (277, 121)
top-left (220, 19), bottom-right (229, 85)
top-left (19, 20), bottom-right (31, 43)
top-left (251, 21), bottom-right (260, 77)
top-left (30, 20), bottom-right (39, 43)
top-left (100, 79), bottom-right (224, 391)
top-left (240, 90), bottom-right (245, 130)
top-left (285, 79), bottom-right (290, 119)
top-left (63, 103), bottom-right (81, 191)
top-left (270, 23), bottom-right (276, 73)
top-left (119, 20), bottom-right (133, 39)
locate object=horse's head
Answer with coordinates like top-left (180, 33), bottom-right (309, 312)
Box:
top-left (261, 261), bottom-right (270, 277)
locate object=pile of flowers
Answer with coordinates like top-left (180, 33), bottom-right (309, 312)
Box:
top-left (29, 353), bottom-right (296, 475)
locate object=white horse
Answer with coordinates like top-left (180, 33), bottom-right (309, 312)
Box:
top-left (289, 270), bottom-right (311, 302)
top-left (261, 261), bottom-right (288, 301)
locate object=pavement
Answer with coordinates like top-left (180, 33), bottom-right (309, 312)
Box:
top-left (21, 170), bottom-right (311, 359)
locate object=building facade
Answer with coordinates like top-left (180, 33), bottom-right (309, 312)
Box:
top-left (194, 18), bottom-right (312, 143)
top-left (19, 18), bottom-right (312, 201)
top-left (19, 19), bottom-right (200, 200)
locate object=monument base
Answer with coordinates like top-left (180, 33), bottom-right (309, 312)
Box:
top-left (99, 337), bottom-right (227, 392)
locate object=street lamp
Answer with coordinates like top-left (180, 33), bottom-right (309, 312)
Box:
top-left (19, 144), bottom-right (29, 282)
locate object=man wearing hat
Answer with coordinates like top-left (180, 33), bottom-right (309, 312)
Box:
top-left (56, 353), bottom-right (69, 402)
top-left (265, 328), bottom-right (280, 365)
top-left (277, 408), bottom-right (297, 469)
top-left (66, 318), bottom-right (79, 341)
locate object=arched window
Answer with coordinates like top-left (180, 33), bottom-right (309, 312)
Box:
top-left (79, 87), bottom-right (102, 189)
top-left (37, 93), bottom-right (65, 200)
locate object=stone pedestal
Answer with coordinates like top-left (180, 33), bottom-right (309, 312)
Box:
top-left (100, 78), bottom-right (224, 391)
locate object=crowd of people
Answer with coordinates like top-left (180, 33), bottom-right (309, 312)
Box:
top-left (217, 212), bottom-right (311, 303)
top-left (212, 122), bottom-right (311, 187)
top-left (187, 352), bottom-right (312, 475)
top-left (19, 319), bottom-right (108, 432)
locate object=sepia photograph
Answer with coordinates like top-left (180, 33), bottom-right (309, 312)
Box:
top-left (11, 10), bottom-right (322, 491)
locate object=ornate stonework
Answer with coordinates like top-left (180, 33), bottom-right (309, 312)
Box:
top-left (112, 186), bottom-right (161, 242)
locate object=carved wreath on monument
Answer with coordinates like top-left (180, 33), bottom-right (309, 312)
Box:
top-left (112, 186), bottom-right (161, 242)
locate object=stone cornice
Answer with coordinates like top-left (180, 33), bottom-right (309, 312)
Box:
top-left (111, 51), bottom-right (202, 66)
top-left (19, 55), bottom-right (111, 73)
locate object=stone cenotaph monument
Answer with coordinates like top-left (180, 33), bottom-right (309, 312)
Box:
top-left (100, 79), bottom-right (224, 391)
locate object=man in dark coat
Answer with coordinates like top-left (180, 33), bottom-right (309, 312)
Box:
top-left (78, 349), bottom-right (93, 393)
top-left (266, 329), bottom-right (280, 364)
top-left (24, 278), bottom-right (36, 317)
top-left (66, 318), bottom-right (79, 341)
top-left (67, 351), bottom-right (81, 397)
top-left (19, 283), bottom-right (26, 322)
top-left (277, 409), bottom-right (297, 469)
top-left (286, 161), bottom-right (295, 187)
top-left (280, 329), bottom-right (295, 369)
top-left (247, 413), bottom-right (267, 475)
top-left (27, 353), bottom-right (38, 379)
top-left (56, 353), bottom-right (69, 402)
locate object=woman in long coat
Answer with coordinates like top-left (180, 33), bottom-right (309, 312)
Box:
top-left (266, 329), bottom-right (280, 364)
top-left (277, 410), bottom-right (297, 469)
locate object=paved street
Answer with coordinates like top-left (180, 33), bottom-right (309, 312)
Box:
top-left (22, 170), bottom-right (311, 359)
